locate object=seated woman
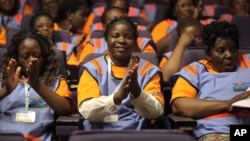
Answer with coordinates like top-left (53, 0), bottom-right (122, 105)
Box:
top-left (77, 17), bottom-right (164, 130)
top-left (0, 29), bottom-right (75, 141)
top-left (171, 21), bottom-right (250, 141)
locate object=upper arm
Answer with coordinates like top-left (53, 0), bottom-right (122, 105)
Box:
top-left (143, 73), bottom-right (164, 106)
top-left (56, 77), bottom-right (72, 98)
top-left (77, 70), bottom-right (100, 107)
top-left (171, 77), bottom-right (197, 104)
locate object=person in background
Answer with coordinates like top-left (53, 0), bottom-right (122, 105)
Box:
top-left (219, 0), bottom-right (249, 22)
top-left (152, 0), bottom-right (205, 60)
top-left (77, 17), bottom-right (164, 130)
top-left (171, 21), bottom-right (250, 141)
top-left (54, 0), bottom-right (90, 66)
top-left (29, 12), bottom-right (83, 67)
top-left (0, 0), bottom-right (33, 30)
top-left (36, 0), bottom-right (61, 18)
top-left (29, 12), bottom-right (54, 41)
top-left (0, 0), bottom-right (33, 47)
top-left (159, 16), bottom-right (203, 82)
top-left (0, 29), bottom-right (75, 141)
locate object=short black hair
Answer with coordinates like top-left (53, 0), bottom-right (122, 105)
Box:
top-left (101, 6), bottom-right (124, 24)
top-left (202, 21), bottom-right (239, 55)
top-left (30, 12), bottom-right (54, 28)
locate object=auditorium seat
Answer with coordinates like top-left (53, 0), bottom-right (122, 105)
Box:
top-left (68, 130), bottom-right (197, 141)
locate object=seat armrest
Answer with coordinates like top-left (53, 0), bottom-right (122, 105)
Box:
top-left (56, 114), bottom-right (84, 141)
top-left (168, 114), bottom-right (197, 132)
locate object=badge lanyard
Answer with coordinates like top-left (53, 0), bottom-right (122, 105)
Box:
top-left (23, 78), bottom-right (30, 112)
top-left (107, 56), bottom-right (132, 95)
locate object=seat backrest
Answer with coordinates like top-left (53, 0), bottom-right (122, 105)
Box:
top-left (238, 48), bottom-right (250, 54)
top-left (180, 47), bottom-right (206, 68)
top-left (69, 130), bottom-right (197, 141)
top-left (0, 132), bottom-right (26, 141)
top-left (53, 31), bottom-right (71, 43)
top-left (214, 5), bottom-right (231, 18)
top-left (55, 49), bottom-right (67, 79)
top-left (232, 16), bottom-right (250, 48)
top-left (78, 53), bottom-right (104, 77)
top-left (130, 16), bottom-right (148, 27)
top-left (4, 29), bottom-right (19, 48)
top-left (90, 30), bottom-right (104, 39)
top-left (20, 14), bottom-right (34, 30)
top-left (180, 47), bottom-right (250, 68)
top-left (132, 52), bottom-right (158, 66)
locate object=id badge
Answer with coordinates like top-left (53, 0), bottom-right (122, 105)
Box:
top-left (16, 111), bottom-right (36, 123)
top-left (103, 114), bottom-right (119, 122)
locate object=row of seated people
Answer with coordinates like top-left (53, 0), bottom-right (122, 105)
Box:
top-left (2, 0), bottom-right (250, 49)
top-left (2, 0), bottom-right (250, 66)
top-left (1, 15), bottom-right (250, 141)
top-left (2, 2), bottom-right (250, 90)
top-left (0, 16), bottom-right (191, 141)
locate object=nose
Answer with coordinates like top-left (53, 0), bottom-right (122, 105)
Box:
top-left (42, 25), bottom-right (49, 31)
top-left (118, 36), bottom-right (126, 43)
top-left (28, 55), bottom-right (38, 61)
top-left (225, 50), bottom-right (234, 58)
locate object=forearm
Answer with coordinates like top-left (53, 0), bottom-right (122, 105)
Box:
top-left (131, 90), bottom-right (164, 119)
top-left (32, 81), bottom-right (72, 115)
top-left (78, 95), bottom-right (119, 122)
top-left (172, 97), bottom-right (230, 119)
top-left (161, 42), bottom-right (186, 82)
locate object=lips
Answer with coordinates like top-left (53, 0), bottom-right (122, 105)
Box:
top-left (224, 62), bottom-right (236, 71)
top-left (115, 46), bottom-right (128, 51)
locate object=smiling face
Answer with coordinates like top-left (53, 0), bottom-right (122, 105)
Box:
top-left (206, 38), bottom-right (238, 72)
top-left (106, 22), bottom-right (137, 66)
top-left (18, 38), bottom-right (44, 76)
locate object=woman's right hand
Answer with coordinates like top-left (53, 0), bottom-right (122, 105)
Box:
top-left (113, 73), bottom-right (130, 105)
top-left (227, 91), bottom-right (250, 112)
top-left (4, 59), bottom-right (21, 94)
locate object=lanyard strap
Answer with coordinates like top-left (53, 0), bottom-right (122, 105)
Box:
top-left (23, 79), bottom-right (30, 112)
top-left (107, 56), bottom-right (132, 95)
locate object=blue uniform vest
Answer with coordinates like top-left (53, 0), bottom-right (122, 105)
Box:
top-left (175, 54), bottom-right (250, 138)
top-left (0, 77), bottom-right (61, 141)
top-left (82, 55), bottom-right (160, 130)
